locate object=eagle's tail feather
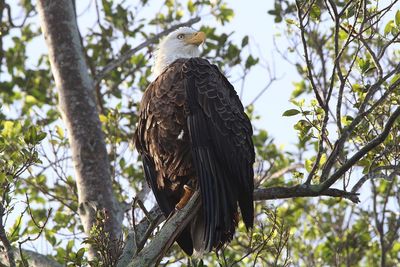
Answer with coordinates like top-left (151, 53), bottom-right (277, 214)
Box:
top-left (191, 212), bottom-right (205, 258)
top-left (176, 226), bottom-right (194, 255)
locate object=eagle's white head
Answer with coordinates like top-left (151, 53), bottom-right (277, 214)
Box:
top-left (153, 27), bottom-right (206, 77)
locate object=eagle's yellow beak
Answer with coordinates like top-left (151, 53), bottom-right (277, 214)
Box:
top-left (185, 31), bottom-right (206, 46)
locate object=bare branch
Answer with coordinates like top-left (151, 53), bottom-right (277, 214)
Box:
top-left (335, 44), bottom-right (360, 132)
top-left (254, 185), bottom-right (360, 204)
top-left (295, 0), bottom-right (325, 108)
top-left (17, 195), bottom-right (52, 266)
top-left (0, 215), bottom-right (15, 267)
top-left (0, 183), bottom-right (15, 267)
top-left (255, 163), bottom-right (303, 187)
top-left (351, 166), bottom-right (399, 193)
top-left (4, 3), bottom-right (36, 28)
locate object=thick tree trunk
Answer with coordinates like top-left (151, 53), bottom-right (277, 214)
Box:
top-left (36, 0), bottom-right (123, 257)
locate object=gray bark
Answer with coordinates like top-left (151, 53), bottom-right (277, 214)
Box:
top-left (36, 0), bottom-right (123, 257)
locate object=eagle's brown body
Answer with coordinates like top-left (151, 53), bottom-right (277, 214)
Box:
top-left (134, 58), bottom-right (254, 255)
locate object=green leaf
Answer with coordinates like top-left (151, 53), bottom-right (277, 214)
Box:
top-left (390, 73), bottom-right (400, 86)
top-left (45, 230), bottom-right (57, 246)
top-left (2, 121), bottom-right (12, 137)
top-left (305, 158), bottom-right (313, 172)
top-left (282, 109), bottom-right (301, 117)
top-left (341, 115), bottom-right (354, 127)
top-left (55, 125), bottom-right (64, 139)
top-left (0, 172), bottom-right (5, 185)
top-left (37, 132), bottom-right (47, 142)
top-left (241, 36), bottom-right (249, 47)
top-left (395, 10), bottom-right (400, 27)
top-left (285, 19), bottom-right (296, 25)
top-left (102, 0), bottom-right (112, 16)
top-left (357, 58), bottom-right (370, 73)
top-left (99, 114), bottom-right (107, 123)
top-left (352, 83), bottom-right (363, 93)
top-left (218, 4), bottom-right (234, 24)
top-left (66, 240), bottom-right (74, 253)
top-left (25, 95), bottom-right (37, 104)
top-left (320, 153), bottom-right (327, 166)
top-left (292, 81), bottom-right (306, 98)
top-left (338, 29), bottom-right (348, 40)
top-left (76, 247), bottom-right (85, 261)
top-left (176, 10), bottom-right (184, 20)
top-left (24, 126), bottom-right (37, 145)
top-left (8, 215), bottom-right (23, 243)
top-left (384, 20), bottom-right (394, 36)
top-left (245, 55), bottom-right (259, 69)
top-left (310, 4), bottom-right (321, 21)
top-left (187, 0), bottom-right (195, 14)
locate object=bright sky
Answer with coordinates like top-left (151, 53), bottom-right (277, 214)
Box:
top-left (225, 1), bottom-right (299, 147)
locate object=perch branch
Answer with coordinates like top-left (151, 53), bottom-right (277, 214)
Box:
top-left (254, 185), bottom-right (360, 204)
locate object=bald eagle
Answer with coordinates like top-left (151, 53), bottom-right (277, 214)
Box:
top-left (134, 27), bottom-right (255, 255)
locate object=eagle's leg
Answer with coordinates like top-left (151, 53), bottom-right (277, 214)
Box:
top-left (175, 185), bottom-right (194, 210)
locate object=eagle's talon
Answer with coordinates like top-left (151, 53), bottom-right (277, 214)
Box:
top-left (175, 185), bottom-right (194, 210)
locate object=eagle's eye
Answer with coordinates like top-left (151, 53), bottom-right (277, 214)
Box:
top-left (177, 34), bottom-right (185, 40)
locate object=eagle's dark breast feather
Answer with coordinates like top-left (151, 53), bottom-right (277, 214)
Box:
top-left (134, 58), bottom-right (254, 255)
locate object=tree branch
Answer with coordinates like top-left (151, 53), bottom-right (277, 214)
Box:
top-left (94, 17), bottom-right (201, 84)
top-left (117, 206), bottom-right (164, 267)
top-left (351, 166), bottom-right (399, 193)
top-left (254, 185), bottom-right (360, 204)
top-left (0, 185), bottom-right (15, 267)
top-left (0, 216), bottom-right (15, 267)
top-left (296, 0), bottom-right (325, 108)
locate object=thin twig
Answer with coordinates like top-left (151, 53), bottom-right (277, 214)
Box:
top-left (351, 166), bottom-right (399, 193)
top-left (255, 163), bottom-right (303, 187)
top-left (18, 195), bottom-right (52, 267)
top-left (247, 77), bottom-right (277, 106)
top-left (295, 0), bottom-right (325, 108)
top-left (0, 207), bottom-right (16, 267)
